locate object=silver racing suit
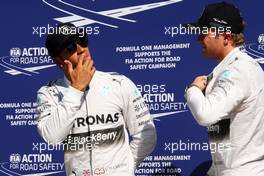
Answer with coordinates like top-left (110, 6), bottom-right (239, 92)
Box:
top-left (36, 71), bottom-right (157, 176)
top-left (185, 48), bottom-right (264, 176)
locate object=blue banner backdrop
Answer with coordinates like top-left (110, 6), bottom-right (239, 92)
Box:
top-left (0, 0), bottom-right (263, 175)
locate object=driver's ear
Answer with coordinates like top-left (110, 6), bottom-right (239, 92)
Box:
top-left (53, 56), bottom-right (64, 68)
top-left (223, 32), bottom-right (232, 46)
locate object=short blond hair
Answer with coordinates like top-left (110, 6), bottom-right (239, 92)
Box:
top-left (231, 33), bottom-right (245, 47)
top-left (231, 20), bottom-right (246, 47)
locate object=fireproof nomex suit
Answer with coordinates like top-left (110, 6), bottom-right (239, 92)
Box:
top-left (36, 71), bottom-right (157, 176)
top-left (185, 48), bottom-right (264, 176)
